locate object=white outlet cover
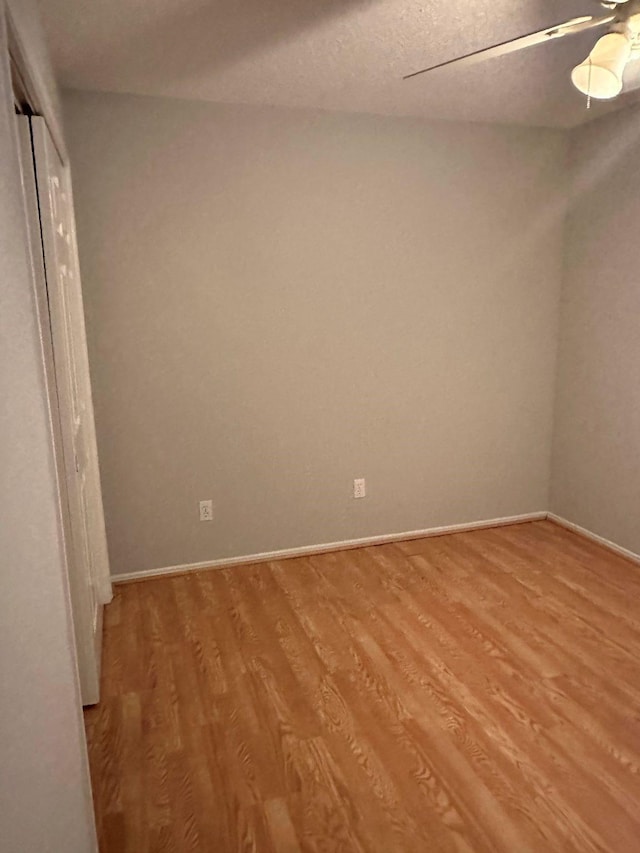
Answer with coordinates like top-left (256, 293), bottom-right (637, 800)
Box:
top-left (353, 478), bottom-right (366, 499)
top-left (199, 499), bottom-right (213, 521)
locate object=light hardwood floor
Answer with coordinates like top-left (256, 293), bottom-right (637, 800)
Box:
top-left (85, 520), bottom-right (640, 852)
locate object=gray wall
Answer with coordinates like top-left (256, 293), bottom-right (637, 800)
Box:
top-left (64, 90), bottom-right (568, 576)
top-left (0, 3), bottom-right (96, 851)
top-left (551, 104), bottom-right (640, 555)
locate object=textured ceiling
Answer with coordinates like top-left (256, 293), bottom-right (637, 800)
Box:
top-left (39, 0), bottom-right (640, 128)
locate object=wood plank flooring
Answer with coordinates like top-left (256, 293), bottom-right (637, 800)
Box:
top-left (85, 520), bottom-right (640, 852)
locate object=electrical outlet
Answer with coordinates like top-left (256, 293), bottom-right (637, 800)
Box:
top-left (199, 499), bottom-right (213, 521)
top-left (353, 478), bottom-right (366, 499)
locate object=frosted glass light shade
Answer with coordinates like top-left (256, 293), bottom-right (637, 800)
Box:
top-left (571, 32), bottom-right (631, 99)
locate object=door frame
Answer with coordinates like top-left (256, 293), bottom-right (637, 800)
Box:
top-left (7, 5), bottom-right (112, 701)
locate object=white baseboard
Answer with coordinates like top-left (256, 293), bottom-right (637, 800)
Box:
top-left (547, 513), bottom-right (640, 565)
top-left (112, 511), bottom-right (547, 584)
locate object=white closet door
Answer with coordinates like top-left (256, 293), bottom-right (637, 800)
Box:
top-left (18, 114), bottom-right (112, 705)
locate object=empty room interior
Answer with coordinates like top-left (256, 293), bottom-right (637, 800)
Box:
top-left (3, 0), bottom-right (640, 851)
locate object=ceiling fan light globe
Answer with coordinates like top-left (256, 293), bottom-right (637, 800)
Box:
top-left (571, 32), bottom-right (631, 99)
top-left (571, 63), bottom-right (623, 98)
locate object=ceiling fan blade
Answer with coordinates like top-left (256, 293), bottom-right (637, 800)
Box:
top-left (403, 14), bottom-right (616, 81)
